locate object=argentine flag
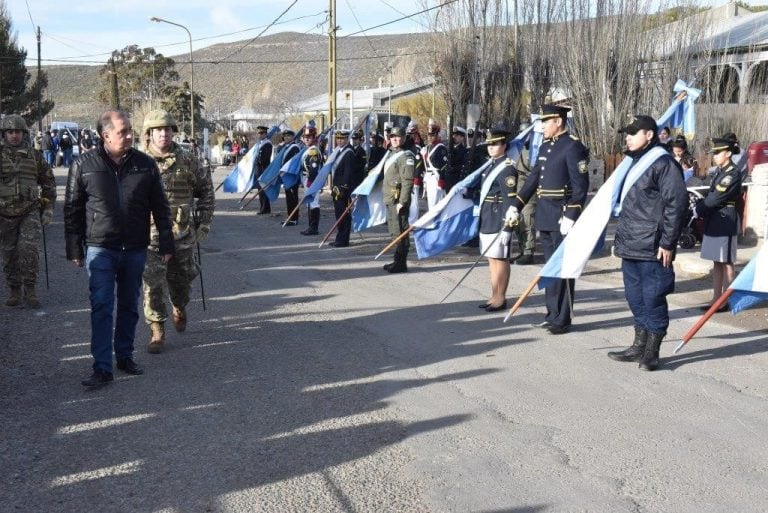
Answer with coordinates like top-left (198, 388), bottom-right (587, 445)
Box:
top-left (280, 149), bottom-right (305, 190)
top-left (301, 147), bottom-right (341, 205)
top-left (728, 244), bottom-right (768, 313)
top-left (351, 150), bottom-right (390, 233)
top-left (222, 125), bottom-right (280, 193)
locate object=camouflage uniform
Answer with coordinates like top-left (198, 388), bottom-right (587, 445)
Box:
top-left (515, 146), bottom-right (537, 262)
top-left (382, 128), bottom-right (415, 273)
top-left (142, 141), bottom-right (214, 327)
top-left (0, 115), bottom-right (56, 307)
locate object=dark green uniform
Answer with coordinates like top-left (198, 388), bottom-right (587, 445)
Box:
top-left (383, 147), bottom-right (415, 272)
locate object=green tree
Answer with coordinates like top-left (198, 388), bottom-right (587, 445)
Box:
top-left (98, 45), bottom-right (179, 114)
top-left (0, 2), bottom-right (54, 122)
top-left (159, 81), bottom-right (206, 136)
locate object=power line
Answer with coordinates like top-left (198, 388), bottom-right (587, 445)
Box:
top-left (12, 49), bottom-right (437, 67)
top-left (214, 0), bottom-right (299, 64)
top-left (341, 0), bottom-right (458, 38)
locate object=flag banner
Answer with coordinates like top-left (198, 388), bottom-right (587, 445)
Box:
top-left (729, 243), bottom-right (768, 313)
top-left (411, 162), bottom-right (489, 259)
top-left (351, 150), bottom-right (390, 232)
top-left (528, 113), bottom-right (544, 165)
top-left (221, 125), bottom-right (281, 193)
top-left (259, 144), bottom-right (294, 202)
top-left (280, 149), bottom-right (305, 190)
top-left (301, 147), bottom-right (342, 205)
top-left (537, 81), bottom-right (700, 289)
top-left (657, 79), bottom-right (701, 140)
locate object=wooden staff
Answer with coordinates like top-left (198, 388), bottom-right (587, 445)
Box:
top-left (319, 197), bottom-right (357, 248)
top-left (673, 289), bottom-right (733, 354)
top-left (439, 231), bottom-right (501, 303)
top-left (503, 275), bottom-right (540, 323)
top-left (374, 224), bottom-right (415, 260)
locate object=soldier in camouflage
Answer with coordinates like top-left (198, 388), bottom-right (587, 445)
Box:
top-left (381, 126), bottom-right (415, 273)
top-left (141, 110), bottom-right (215, 353)
top-left (0, 114), bottom-right (56, 308)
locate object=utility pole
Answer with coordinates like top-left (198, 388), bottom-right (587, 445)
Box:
top-left (37, 26), bottom-right (42, 132)
top-left (109, 58), bottom-right (120, 109)
top-left (328, 0), bottom-right (337, 125)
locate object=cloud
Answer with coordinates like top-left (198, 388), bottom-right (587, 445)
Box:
top-left (209, 6), bottom-right (245, 32)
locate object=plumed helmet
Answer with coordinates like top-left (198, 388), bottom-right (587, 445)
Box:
top-left (142, 109), bottom-right (178, 134)
top-left (1, 114), bottom-right (29, 133)
top-left (406, 120), bottom-right (419, 133)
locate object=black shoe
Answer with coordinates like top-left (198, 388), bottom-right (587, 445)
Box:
top-left (383, 263), bottom-right (394, 271)
top-left (532, 320), bottom-right (552, 329)
top-left (82, 369), bottom-right (114, 387)
top-left (485, 301), bottom-right (508, 312)
top-left (257, 210), bottom-right (271, 215)
top-left (329, 241), bottom-right (349, 248)
top-left (516, 254), bottom-right (535, 265)
top-left (285, 220), bottom-right (298, 226)
top-left (547, 324), bottom-right (570, 335)
top-left (116, 358), bottom-right (144, 375)
top-left (301, 228), bottom-right (319, 236)
top-left (386, 264), bottom-right (408, 274)
top-left (478, 303), bottom-right (491, 309)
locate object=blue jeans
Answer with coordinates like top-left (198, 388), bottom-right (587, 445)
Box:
top-left (86, 247), bottom-right (147, 373)
top-left (63, 149), bottom-right (73, 167)
top-left (42, 150), bottom-right (54, 168)
top-left (622, 258), bottom-right (675, 334)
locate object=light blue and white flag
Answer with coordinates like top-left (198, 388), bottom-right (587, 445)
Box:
top-left (657, 79), bottom-right (701, 140)
top-left (259, 144), bottom-right (296, 202)
top-left (221, 125), bottom-right (281, 193)
top-left (280, 148), bottom-right (306, 190)
top-left (301, 147), bottom-right (342, 205)
top-left (351, 150), bottom-right (390, 232)
top-left (728, 244), bottom-right (768, 313)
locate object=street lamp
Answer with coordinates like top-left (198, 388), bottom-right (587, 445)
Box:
top-left (150, 16), bottom-right (194, 141)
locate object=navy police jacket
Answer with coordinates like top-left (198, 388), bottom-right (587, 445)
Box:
top-left (511, 131), bottom-right (589, 231)
top-left (695, 163), bottom-right (742, 237)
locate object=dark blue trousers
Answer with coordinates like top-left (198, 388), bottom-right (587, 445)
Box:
top-left (621, 258), bottom-right (675, 334)
top-left (539, 230), bottom-right (574, 327)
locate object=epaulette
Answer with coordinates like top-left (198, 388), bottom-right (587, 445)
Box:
top-left (569, 134), bottom-right (580, 141)
top-left (504, 158), bottom-right (514, 166)
top-left (307, 148), bottom-right (319, 157)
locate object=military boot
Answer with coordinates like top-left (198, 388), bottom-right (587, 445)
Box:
top-left (172, 306), bottom-right (187, 332)
top-left (608, 326), bottom-right (648, 362)
top-left (301, 208), bottom-right (320, 236)
top-left (5, 287), bottom-right (22, 307)
top-left (24, 286), bottom-right (40, 309)
top-left (639, 331), bottom-right (665, 371)
top-left (516, 253), bottom-right (535, 265)
top-left (148, 322), bottom-right (166, 354)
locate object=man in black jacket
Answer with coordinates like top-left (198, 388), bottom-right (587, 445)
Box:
top-left (329, 130), bottom-right (356, 247)
top-left (608, 115), bottom-right (687, 371)
top-left (64, 110), bottom-right (174, 387)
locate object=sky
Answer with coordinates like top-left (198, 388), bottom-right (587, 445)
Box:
top-left (4, 0), bottom-right (431, 66)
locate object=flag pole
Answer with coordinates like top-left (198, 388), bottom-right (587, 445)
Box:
top-left (674, 289), bottom-right (733, 354)
top-left (503, 275), bottom-right (540, 322)
top-left (375, 225), bottom-right (415, 260)
top-left (319, 197), bottom-right (357, 248)
top-left (240, 188), bottom-right (261, 210)
top-left (439, 230), bottom-right (500, 303)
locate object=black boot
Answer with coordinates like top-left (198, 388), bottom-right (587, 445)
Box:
top-left (639, 331), bottom-right (665, 371)
top-left (301, 208), bottom-right (320, 235)
top-left (516, 253), bottom-right (535, 265)
top-left (608, 326), bottom-right (648, 362)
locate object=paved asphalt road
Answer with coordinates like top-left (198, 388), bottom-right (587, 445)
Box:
top-left (2, 165), bottom-right (767, 513)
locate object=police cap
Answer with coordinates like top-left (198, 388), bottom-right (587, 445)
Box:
top-left (618, 115), bottom-right (657, 135)
top-left (709, 136), bottom-right (740, 155)
top-left (540, 104), bottom-right (571, 121)
top-left (256, 125), bottom-right (268, 133)
top-left (282, 129), bottom-right (295, 137)
top-left (486, 124), bottom-right (510, 145)
top-left (335, 129), bottom-right (350, 139)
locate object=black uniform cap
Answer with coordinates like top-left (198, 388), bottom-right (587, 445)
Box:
top-left (335, 129), bottom-right (350, 139)
top-left (256, 125), bottom-right (269, 132)
top-left (540, 104), bottom-right (571, 121)
top-left (486, 123), bottom-right (510, 144)
top-left (709, 136), bottom-right (740, 155)
top-left (618, 115), bottom-right (657, 135)
top-left (281, 129), bottom-right (295, 136)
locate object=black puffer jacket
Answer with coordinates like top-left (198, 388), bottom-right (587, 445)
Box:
top-left (64, 143), bottom-right (173, 261)
top-left (614, 143), bottom-right (688, 261)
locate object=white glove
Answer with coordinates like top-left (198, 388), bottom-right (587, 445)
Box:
top-left (498, 229), bottom-right (512, 247)
top-left (412, 186), bottom-right (421, 198)
top-left (459, 187), bottom-right (469, 196)
top-left (504, 206), bottom-right (519, 226)
top-left (691, 205), bottom-right (699, 220)
top-left (559, 217), bottom-right (575, 235)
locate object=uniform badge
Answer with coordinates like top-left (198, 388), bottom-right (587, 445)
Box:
top-left (716, 174), bottom-right (733, 192)
top-left (578, 160), bottom-right (588, 174)
top-left (406, 158), bottom-right (415, 166)
top-left (308, 148), bottom-right (319, 156)
top-left (505, 176), bottom-right (517, 188)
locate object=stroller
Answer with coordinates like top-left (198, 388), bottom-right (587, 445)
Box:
top-left (678, 189), bottom-right (706, 249)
